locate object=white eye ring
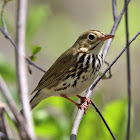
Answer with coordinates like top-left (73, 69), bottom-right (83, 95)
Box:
top-left (88, 33), bottom-right (95, 41)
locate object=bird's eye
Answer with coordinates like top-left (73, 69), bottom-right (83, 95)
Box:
top-left (88, 33), bottom-right (95, 41)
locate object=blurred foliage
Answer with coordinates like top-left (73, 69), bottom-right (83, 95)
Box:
top-left (26, 4), bottom-right (51, 44)
top-left (0, 1), bottom-right (140, 140)
top-left (0, 54), bottom-right (16, 82)
top-left (33, 96), bottom-right (74, 140)
top-left (0, 53), bottom-right (20, 106)
top-left (0, 6), bottom-right (13, 32)
top-left (33, 96), bottom-right (128, 140)
top-left (45, 15), bottom-right (82, 58)
top-left (77, 99), bottom-right (128, 140)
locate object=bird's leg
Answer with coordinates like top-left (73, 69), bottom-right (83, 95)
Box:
top-left (61, 95), bottom-right (88, 114)
top-left (76, 95), bottom-right (91, 105)
top-left (76, 95), bottom-right (91, 114)
top-left (61, 95), bottom-right (77, 105)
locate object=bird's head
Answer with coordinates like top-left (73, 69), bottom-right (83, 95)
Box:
top-left (75, 30), bottom-right (114, 54)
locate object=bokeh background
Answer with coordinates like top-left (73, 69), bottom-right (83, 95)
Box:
top-left (0, 0), bottom-right (140, 140)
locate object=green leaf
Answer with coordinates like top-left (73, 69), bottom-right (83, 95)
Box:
top-left (34, 108), bottom-right (70, 140)
top-left (31, 45), bottom-right (42, 56)
top-left (29, 45), bottom-right (42, 61)
top-left (30, 55), bottom-right (37, 62)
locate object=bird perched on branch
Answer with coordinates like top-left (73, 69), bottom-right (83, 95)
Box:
top-left (30, 30), bottom-right (114, 113)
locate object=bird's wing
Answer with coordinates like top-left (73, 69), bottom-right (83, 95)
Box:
top-left (32, 47), bottom-right (77, 93)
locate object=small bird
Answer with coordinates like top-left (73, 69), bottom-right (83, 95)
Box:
top-left (30, 30), bottom-right (114, 112)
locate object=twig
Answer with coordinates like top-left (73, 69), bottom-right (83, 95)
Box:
top-left (0, 75), bottom-right (31, 140)
top-left (1, 1), bottom-right (7, 32)
top-left (71, 1), bottom-right (131, 139)
top-left (0, 101), bottom-right (9, 140)
top-left (26, 57), bottom-right (46, 73)
top-left (0, 1), bottom-right (46, 73)
top-left (90, 100), bottom-right (116, 140)
top-left (112, 0), bottom-right (117, 21)
top-left (15, 0), bottom-right (36, 139)
top-left (125, 0), bottom-right (131, 139)
top-left (4, 106), bottom-right (18, 127)
top-left (103, 0), bottom-right (131, 61)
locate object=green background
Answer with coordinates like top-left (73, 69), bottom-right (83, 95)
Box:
top-left (0, 0), bottom-right (140, 140)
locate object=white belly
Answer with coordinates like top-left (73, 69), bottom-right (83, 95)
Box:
top-left (52, 58), bottom-right (101, 97)
top-left (47, 51), bottom-right (103, 97)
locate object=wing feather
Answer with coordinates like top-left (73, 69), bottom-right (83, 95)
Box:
top-left (32, 47), bottom-right (77, 93)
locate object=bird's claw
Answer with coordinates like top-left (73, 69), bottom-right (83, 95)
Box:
top-left (77, 95), bottom-right (91, 105)
top-left (76, 102), bottom-right (89, 115)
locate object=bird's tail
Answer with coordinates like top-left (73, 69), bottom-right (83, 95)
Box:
top-left (30, 90), bottom-right (51, 110)
top-left (20, 90), bottom-right (51, 114)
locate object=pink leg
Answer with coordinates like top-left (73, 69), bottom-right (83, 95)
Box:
top-left (61, 95), bottom-right (88, 114)
top-left (61, 95), bottom-right (77, 105)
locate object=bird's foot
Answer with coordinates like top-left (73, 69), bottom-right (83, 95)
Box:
top-left (76, 95), bottom-right (91, 114)
top-left (76, 103), bottom-right (89, 114)
top-left (77, 95), bottom-right (91, 105)
top-left (61, 94), bottom-right (91, 114)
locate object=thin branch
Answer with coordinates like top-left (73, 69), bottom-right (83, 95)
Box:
top-left (71, 107), bottom-right (85, 139)
top-left (0, 75), bottom-right (31, 140)
top-left (90, 100), bottom-right (116, 140)
top-left (26, 57), bottom-right (46, 72)
top-left (71, 1), bottom-right (131, 139)
top-left (1, 1), bottom-right (7, 32)
top-left (112, 0), bottom-right (117, 21)
top-left (125, 0), bottom-right (131, 139)
top-left (0, 1), bottom-right (46, 73)
top-left (4, 107), bottom-right (17, 126)
top-left (15, 0), bottom-right (36, 139)
top-left (103, 0), bottom-right (131, 61)
top-left (0, 101), bottom-right (9, 140)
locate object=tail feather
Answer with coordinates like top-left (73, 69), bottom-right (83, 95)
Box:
top-left (20, 91), bottom-right (40, 114)
top-left (30, 89), bottom-right (51, 110)
top-left (30, 90), bottom-right (44, 110)
top-left (20, 89), bottom-right (51, 114)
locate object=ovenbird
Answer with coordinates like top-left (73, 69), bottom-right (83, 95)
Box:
top-left (30, 30), bottom-right (114, 111)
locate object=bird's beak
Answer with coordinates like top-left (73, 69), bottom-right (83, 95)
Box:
top-left (100, 34), bottom-right (115, 41)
